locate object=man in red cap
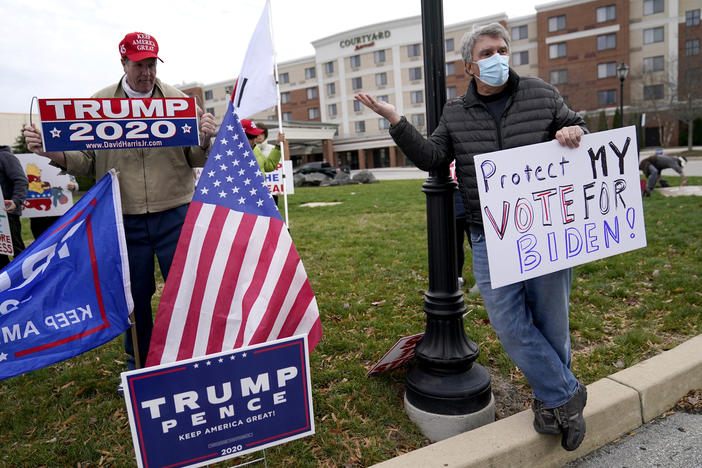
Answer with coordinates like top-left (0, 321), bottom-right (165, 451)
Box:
top-left (24, 32), bottom-right (217, 374)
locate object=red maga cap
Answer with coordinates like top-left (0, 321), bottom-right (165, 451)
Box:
top-left (241, 119), bottom-right (264, 136)
top-left (119, 32), bottom-right (163, 62)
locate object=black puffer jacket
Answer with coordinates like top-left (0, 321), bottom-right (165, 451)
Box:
top-left (0, 146), bottom-right (28, 216)
top-left (390, 71), bottom-right (587, 226)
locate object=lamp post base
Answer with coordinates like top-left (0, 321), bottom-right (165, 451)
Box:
top-left (405, 392), bottom-right (495, 443)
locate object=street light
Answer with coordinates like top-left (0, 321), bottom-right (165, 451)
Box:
top-left (617, 61), bottom-right (629, 128)
top-left (402, 0), bottom-right (493, 443)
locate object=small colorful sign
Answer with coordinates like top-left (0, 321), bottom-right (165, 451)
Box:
top-left (367, 333), bottom-right (424, 376)
top-left (18, 154), bottom-right (74, 218)
top-left (122, 335), bottom-right (314, 468)
top-left (474, 126), bottom-right (646, 288)
top-left (38, 97), bottom-right (200, 152)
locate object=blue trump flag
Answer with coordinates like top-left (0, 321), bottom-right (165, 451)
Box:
top-left (0, 169), bottom-right (132, 381)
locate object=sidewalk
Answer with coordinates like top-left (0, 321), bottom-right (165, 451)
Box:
top-left (372, 334), bottom-right (702, 468)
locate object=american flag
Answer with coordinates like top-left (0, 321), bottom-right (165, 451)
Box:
top-left (146, 105), bottom-right (322, 366)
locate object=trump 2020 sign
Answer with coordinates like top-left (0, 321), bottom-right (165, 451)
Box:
top-left (38, 97), bottom-right (200, 152)
top-left (475, 126), bottom-right (646, 288)
top-left (121, 335), bottom-right (314, 468)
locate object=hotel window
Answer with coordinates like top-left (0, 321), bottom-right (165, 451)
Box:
top-left (643, 0), bottom-right (664, 16)
top-left (353, 100), bottom-right (363, 112)
top-left (445, 38), bottom-right (454, 52)
top-left (204, 90), bottom-right (213, 100)
top-left (548, 15), bottom-right (566, 33)
top-left (446, 62), bottom-right (456, 75)
top-left (597, 89), bottom-right (616, 106)
top-left (377, 95), bottom-right (389, 103)
top-left (408, 43), bottom-right (421, 57)
top-left (351, 77), bottom-right (362, 90)
top-left (305, 67), bottom-right (316, 79)
top-left (376, 72), bottom-right (388, 86)
top-left (282, 111), bottom-right (292, 121)
top-left (306, 87), bottom-right (318, 99)
top-left (597, 34), bottom-right (616, 51)
top-left (597, 62), bottom-right (617, 78)
top-left (355, 121), bottom-right (366, 133)
top-left (349, 55), bottom-right (361, 68)
top-left (326, 82), bottom-right (336, 96)
top-left (643, 27), bottom-right (664, 44)
top-left (550, 69), bottom-right (568, 85)
top-left (686, 9), bottom-right (701, 26)
top-left (410, 90), bottom-right (423, 104)
top-left (378, 118), bottom-right (390, 130)
top-left (685, 68), bottom-right (700, 84)
top-left (644, 84), bottom-right (664, 100)
top-left (374, 50), bottom-right (386, 64)
top-left (206, 107), bottom-right (215, 116)
top-left (328, 103), bottom-right (337, 117)
top-left (596, 5), bottom-right (616, 22)
top-left (513, 51), bottom-right (529, 66)
top-left (308, 108), bottom-right (319, 119)
top-left (279, 72), bottom-right (289, 84)
top-left (549, 42), bottom-right (567, 59)
top-left (324, 61), bottom-right (334, 74)
top-left (511, 25), bottom-right (528, 41)
top-left (409, 67), bottom-right (422, 81)
top-left (411, 114), bottom-right (425, 127)
top-left (643, 56), bottom-right (665, 73)
top-left (447, 86), bottom-right (457, 99)
top-left (280, 92), bottom-right (291, 104)
top-left (686, 39), bottom-right (701, 56)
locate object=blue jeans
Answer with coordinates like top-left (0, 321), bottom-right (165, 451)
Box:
top-left (646, 165), bottom-right (660, 192)
top-left (471, 226), bottom-right (579, 408)
top-left (123, 204), bottom-right (189, 369)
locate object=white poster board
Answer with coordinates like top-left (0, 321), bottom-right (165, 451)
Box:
top-left (265, 160), bottom-right (294, 196)
top-left (0, 191), bottom-right (13, 256)
top-left (17, 153), bottom-right (74, 218)
top-left (474, 126), bottom-right (646, 288)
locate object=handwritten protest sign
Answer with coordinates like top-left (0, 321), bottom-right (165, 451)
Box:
top-left (122, 335), bottom-right (314, 468)
top-left (475, 126), bottom-right (646, 288)
top-left (38, 97), bottom-right (199, 152)
top-left (18, 154), bottom-right (74, 218)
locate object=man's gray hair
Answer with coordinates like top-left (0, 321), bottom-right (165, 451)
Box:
top-left (460, 22), bottom-right (511, 64)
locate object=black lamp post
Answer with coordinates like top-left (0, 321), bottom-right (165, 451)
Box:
top-left (403, 0), bottom-right (492, 437)
top-left (617, 61), bottom-right (629, 128)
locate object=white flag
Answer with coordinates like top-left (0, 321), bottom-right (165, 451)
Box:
top-left (232, 0), bottom-right (278, 119)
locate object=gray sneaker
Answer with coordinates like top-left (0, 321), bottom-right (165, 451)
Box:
top-left (553, 384), bottom-right (587, 451)
top-left (532, 399), bottom-right (560, 435)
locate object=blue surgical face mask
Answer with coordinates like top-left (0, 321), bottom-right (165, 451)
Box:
top-left (475, 53), bottom-right (510, 87)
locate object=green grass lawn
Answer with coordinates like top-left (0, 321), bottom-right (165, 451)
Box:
top-left (1, 176), bottom-right (701, 467)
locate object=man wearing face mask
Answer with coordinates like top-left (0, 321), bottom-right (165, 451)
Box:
top-left (356, 22), bottom-right (588, 451)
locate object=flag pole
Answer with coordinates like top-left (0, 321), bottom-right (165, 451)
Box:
top-left (268, 0), bottom-right (290, 227)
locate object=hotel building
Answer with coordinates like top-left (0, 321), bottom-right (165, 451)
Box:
top-left (178, 0), bottom-right (702, 169)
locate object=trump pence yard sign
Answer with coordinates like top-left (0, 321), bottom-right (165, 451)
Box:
top-left (474, 126), bottom-right (646, 288)
top-left (122, 335), bottom-right (314, 468)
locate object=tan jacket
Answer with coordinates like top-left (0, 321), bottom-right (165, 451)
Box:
top-left (63, 78), bottom-right (209, 214)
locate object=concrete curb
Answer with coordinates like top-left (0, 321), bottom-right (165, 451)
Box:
top-left (372, 334), bottom-right (702, 468)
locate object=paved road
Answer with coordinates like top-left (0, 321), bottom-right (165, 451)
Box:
top-left (568, 412), bottom-right (702, 467)
top-left (355, 158), bottom-right (702, 181)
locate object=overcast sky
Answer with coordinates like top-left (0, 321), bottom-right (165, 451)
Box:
top-left (0, 0), bottom-right (540, 114)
